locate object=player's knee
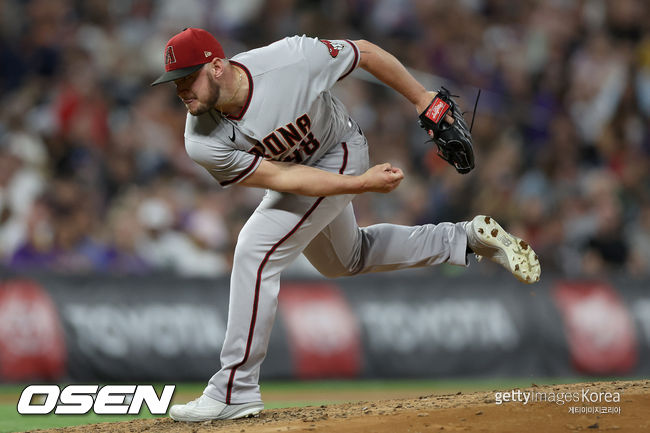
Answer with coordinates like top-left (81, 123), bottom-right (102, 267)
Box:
top-left (312, 262), bottom-right (361, 278)
top-left (232, 240), bottom-right (256, 266)
top-left (315, 267), bottom-right (349, 279)
top-left (316, 242), bottom-right (365, 277)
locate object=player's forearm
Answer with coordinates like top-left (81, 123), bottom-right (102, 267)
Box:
top-left (274, 164), bottom-right (365, 196)
top-left (355, 39), bottom-right (431, 110)
top-left (242, 160), bottom-right (403, 195)
top-left (241, 160), bottom-right (365, 196)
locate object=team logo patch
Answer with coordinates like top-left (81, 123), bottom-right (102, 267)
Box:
top-left (320, 40), bottom-right (345, 58)
top-left (165, 46), bottom-right (176, 65)
top-left (425, 98), bottom-right (450, 124)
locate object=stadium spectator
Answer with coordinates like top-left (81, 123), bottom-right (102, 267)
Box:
top-left (0, 0), bottom-right (648, 277)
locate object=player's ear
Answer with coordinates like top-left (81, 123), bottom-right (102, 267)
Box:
top-left (210, 58), bottom-right (225, 80)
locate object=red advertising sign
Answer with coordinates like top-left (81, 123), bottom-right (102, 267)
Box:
top-left (0, 279), bottom-right (67, 381)
top-left (553, 281), bottom-right (637, 375)
top-left (279, 283), bottom-right (362, 379)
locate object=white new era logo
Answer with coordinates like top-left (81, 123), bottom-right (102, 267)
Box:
top-left (204, 51), bottom-right (212, 57)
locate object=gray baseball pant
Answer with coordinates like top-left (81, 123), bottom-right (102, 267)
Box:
top-left (204, 133), bottom-right (469, 404)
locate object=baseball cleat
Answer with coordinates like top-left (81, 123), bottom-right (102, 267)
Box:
top-left (169, 394), bottom-right (263, 422)
top-left (465, 215), bottom-right (541, 284)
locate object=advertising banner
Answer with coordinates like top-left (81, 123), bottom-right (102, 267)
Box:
top-left (1, 271), bottom-right (649, 382)
top-left (552, 280), bottom-right (638, 375)
top-left (338, 274), bottom-right (571, 378)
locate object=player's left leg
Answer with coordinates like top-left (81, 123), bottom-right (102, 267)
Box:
top-left (303, 123), bottom-right (540, 282)
top-left (303, 202), bottom-right (469, 276)
top-left (464, 215), bottom-right (541, 283)
top-left (303, 206), bottom-right (540, 282)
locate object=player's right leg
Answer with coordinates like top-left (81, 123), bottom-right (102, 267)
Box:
top-left (169, 193), bottom-right (350, 422)
top-left (169, 395), bottom-right (263, 421)
top-left (170, 142), bottom-right (360, 422)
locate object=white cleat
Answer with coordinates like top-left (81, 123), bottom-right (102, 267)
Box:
top-left (465, 215), bottom-right (541, 284)
top-left (169, 394), bottom-right (263, 422)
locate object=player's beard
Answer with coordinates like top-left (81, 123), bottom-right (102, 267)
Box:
top-left (187, 78), bottom-right (220, 116)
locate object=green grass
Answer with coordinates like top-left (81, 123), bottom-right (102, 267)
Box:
top-left (0, 378), bottom-right (619, 433)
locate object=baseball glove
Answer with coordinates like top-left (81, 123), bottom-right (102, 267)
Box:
top-left (418, 87), bottom-right (477, 174)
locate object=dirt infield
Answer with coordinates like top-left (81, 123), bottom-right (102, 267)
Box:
top-left (37, 380), bottom-right (650, 433)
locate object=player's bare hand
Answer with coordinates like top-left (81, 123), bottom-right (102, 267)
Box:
top-left (360, 163), bottom-right (404, 193)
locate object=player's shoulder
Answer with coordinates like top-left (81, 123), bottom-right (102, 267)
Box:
top-left (231, 35), bottom-right (322, 75)
top-left (184, 115), bottom-right (231, 166)
top-left (185, 110), bottom-right (221, 138)
top-left (184, 111), bottom-right (232, 152)
top-left (239, 35), bottom-right (314, 55)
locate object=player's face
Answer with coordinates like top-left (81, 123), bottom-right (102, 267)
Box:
top-left (174, 66), bottom-right (220, 116)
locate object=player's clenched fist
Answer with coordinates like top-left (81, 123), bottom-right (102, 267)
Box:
top-left (360, 163), bottom-right (404, 193)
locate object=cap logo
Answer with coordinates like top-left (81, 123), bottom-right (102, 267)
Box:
top-left (204, 51), bottom-right (212, 58)
top-left (165, 46), bottom-right (176, 65)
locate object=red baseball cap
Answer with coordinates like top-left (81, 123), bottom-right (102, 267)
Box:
top-left (151, 28), bottom-right (225, 86)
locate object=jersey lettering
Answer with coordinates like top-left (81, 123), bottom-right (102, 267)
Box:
top-left (277, 123), bottom-right (303, 148)
top-left (282, 148), bottom-right (303, 163)
top-left (262, 133), bottom-right (288, 156)
top-left (250, 141), bottom-right (269, 158)
top-left (296, 114), bottom-right (311, 136)
top-left (256, 113), bottom-right (320, 161)
top-left (282, 131), bottom-right (321, 162)
top-left (299, 132), bottom-right (320, 154)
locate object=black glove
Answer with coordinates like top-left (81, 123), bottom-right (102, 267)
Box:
top-left (418, 87), bottom-right (475, 174)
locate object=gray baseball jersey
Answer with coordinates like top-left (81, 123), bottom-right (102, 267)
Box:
top-left (185, 36), bottom-right (361, 187)
top-left (184, 36), bottom-right (470, 405)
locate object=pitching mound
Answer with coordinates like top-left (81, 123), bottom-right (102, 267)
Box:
top-left (39, 380), bottom-right (650, 433)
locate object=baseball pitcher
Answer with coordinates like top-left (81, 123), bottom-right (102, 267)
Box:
top-left (151, 28), bottom-right (540, 422)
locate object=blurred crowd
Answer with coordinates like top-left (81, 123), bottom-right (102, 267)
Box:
top-left (0, 0), bottom-right (649, 278)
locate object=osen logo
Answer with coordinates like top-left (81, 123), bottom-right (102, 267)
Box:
top-left (17, 384), bottom-right (175, 415)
